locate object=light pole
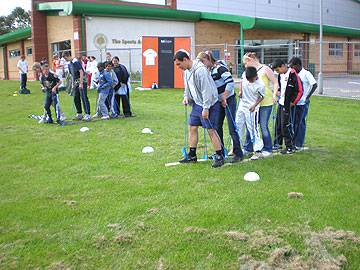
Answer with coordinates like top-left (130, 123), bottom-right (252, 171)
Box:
top-left (318, 0), bottom-right (324, 94)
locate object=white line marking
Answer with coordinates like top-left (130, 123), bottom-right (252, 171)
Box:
top-left (348, 82), bottom-right (360, 85)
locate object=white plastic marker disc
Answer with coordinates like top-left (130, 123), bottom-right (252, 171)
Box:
top-left (142, 146), bottom-right (154, 153)
top-left (80, 127), bottom-right (90, 132)
top-left (141, 128), bottom-right (153, 134)
top-left (13, 94), bottom-right (18, 96)
top-left (244, 172), bottom-right (260, 182)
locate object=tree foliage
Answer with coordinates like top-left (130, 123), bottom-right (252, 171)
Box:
top-left (0, 7), bottom-right (31, 35)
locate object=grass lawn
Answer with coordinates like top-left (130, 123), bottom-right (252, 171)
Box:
top-left (0, 80), bottom-right (359, 269)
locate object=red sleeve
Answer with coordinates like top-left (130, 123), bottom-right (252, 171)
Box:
top-left (292, 69), bottom-right (303, 104)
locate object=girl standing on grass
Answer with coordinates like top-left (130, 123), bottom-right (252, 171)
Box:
top-left (242, 52), bottom-right (279, 157)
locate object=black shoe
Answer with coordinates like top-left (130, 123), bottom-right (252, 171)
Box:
top-left (230, 155), bottom-right (243, 164)
top-left (179, 155), bottom-right (197, 163)
top-left (46, 118), bottom-right (53, 124)
top-left (56, 119), bottom-right (64, 126)
top-left (280, 148), bottom-right (295, 155)
top-left (212, 154), bottom-right (225, 168)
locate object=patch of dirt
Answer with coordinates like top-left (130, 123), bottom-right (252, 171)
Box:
top-left (64, 200), bottom-right (77, 206)
top-left (113, 233), bottom-right (133, 244)
top-left (107, 223), bottom-right (121, 230)
top-left (288, 192), bottom-right (304, 199)
top-left (147, 208), bottom-right (159, 214)
top-left (156, 257), bottom-right (164, 270)
top-left (225, 231), bottom-right (249, 241)
top-left (95, 235), bottom-right (108, 249)
top-left (47, 261), bottom-right (71, 270)
top-left (92, 175), bottom-right (114, 180)
top-left (184, 227), bottom-right (208, 234)
top-left (249, 230), bottom-right (282, 248)
top-left (237, 225), bottom-right (359, 270)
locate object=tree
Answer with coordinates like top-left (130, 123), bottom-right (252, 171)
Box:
top-left (0, 7), bottom-right (31, 35)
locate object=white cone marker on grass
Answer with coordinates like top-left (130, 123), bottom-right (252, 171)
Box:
top-left (142, 128), bottom-right (153, 134)
top-left (244, 172), bottom-right (260, 182)
top-left (142, 146), bottom-right (154, 153)
top-left (80, 127), bottom-right (90, 132)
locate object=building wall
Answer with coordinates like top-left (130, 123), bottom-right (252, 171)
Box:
top-left (24, 39), bottom-right (35, 80)
top-left (195, 20), bottom-right (305, 66)
top-left (308, 35), bottom-right (349, 74)
top-left (352, 38), bottom-right (360, 73)
top-left (7, 42), bottom-right (22, 80)
top-left (47, 15), bottom-right (74, 62)
top-left (86, 16), bottom-right (195, 72)
top-left (0, 47), bottom-right (4, 80)
top-left (177, 0), bottom-right (360, 29)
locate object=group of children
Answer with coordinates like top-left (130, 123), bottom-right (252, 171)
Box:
top-left (176, 50), bottom-right (317, 168)
top-left (35, 51), bottom-right (132, 124)
top-left (233, 54), bottom-right (317, 158)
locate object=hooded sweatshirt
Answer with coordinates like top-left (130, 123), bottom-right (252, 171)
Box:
top-left (183, 59), bottom-right (218, 110)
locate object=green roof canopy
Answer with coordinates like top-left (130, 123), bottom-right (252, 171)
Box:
top-left (0, 28), bottom-right (31, 46)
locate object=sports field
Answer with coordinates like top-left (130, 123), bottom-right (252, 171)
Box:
top-left (0, 80), bottom-right (359, 269)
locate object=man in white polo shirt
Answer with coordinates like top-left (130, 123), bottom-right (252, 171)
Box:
top-left (17, 55), bottom-right (30, 94)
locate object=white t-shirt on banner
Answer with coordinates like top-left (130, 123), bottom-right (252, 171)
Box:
top-left (143, 49), bottom-right (157, 66)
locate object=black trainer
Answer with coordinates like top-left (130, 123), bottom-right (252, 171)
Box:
top-left (280, 148), bottom-right (295, 155)
top-left (212, 154), bottom-right (225, 168)
top-left (46, 118), bottom-right (53, 124)
top-left (230, 155), bottom-right (243, 164)
top-left (179, 155), bottom-right (197, 163)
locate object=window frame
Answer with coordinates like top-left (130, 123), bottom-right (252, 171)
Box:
top-left (328, 43), bottom-right (343, 57)
top-left (9, 49), bottom-right (21, 58)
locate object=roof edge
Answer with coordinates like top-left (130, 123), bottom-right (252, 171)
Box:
top-left (0, 28), bottom-right (32, 46)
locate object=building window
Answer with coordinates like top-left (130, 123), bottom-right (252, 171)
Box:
top-left (354, 44), bottom-right (360, 57)
top-left (9, 49), bottom-right (21, 58)
top-left (26, 47), bottom-right (32, 56)
top-left (329, 43), bottom-right (343, 57)
top-left (51, 40), bottom-right (71, 57)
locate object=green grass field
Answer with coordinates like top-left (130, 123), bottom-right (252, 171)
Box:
top-left (0, 80), bottom-right (359, 269)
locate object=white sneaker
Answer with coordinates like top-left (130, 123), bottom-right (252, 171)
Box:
top-left (75, 113), bottom-right (83, 120)
top-left (83, 114), bottom-right (91, 121)
top-left (60, 113), bottom-right (66, 121)
top-left (38, 117), bottom-right (46, 124)
top-left (250, 151), bottom-right (263, 160)
top-left (262, 151), bottom-right (272, 158)
top-left (101, 115), bottom-right (110, 120)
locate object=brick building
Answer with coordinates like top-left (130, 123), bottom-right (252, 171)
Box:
top-left (0, 0), bottom-right (359, 80)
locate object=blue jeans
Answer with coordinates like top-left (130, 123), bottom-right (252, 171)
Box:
top-left (244, 105), bottom-right (273, 152)
top-left (294, 100), bottom-right (310, 147)
top-left (216, 95), bottom-right (243, 158)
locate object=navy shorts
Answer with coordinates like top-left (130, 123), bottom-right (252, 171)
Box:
top-left (189, 102), bottom-right (220, 129)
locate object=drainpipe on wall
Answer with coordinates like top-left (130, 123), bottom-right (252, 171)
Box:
top-left (3, 46), bottom-right (8, 80)
top-left (81, 15), bottom-right (86, 54)
top-left (239, 24), bottom-right (245, 77)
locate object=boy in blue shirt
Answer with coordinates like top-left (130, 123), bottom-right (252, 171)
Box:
top-left (93, 63), bottom-right (112, 120)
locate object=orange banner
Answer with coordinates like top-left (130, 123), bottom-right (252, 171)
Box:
top-left (174, 37), bottom-right (191, 89)
top-left (142, 37), bottom-right (159, 88)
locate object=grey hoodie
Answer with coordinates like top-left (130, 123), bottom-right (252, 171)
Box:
top-left (183, 59), bottom-right (218, 110)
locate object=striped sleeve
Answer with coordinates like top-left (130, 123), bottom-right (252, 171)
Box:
top-left (218, 66), bottom-right (234, 84)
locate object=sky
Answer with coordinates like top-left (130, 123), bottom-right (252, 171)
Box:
top-left (0, 0), bottom-right (32, 16)
top-left (0, 0), bottom-right (165, 16)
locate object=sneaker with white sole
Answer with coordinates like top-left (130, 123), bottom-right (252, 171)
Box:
top-left (101, 115), bottom-right (110, 120)
top-left (60, 113), bottom-right (66, 121)
top-left (262, 151), bottom-right (272, 158)
top-left (280, 148), bottom-right (295, 155)
top-left (75, 113), bottom-right (83, 120)
top-left (250, 151), bottom-right (263, 160)
top-left (83, 114), bottom-right (91, 121)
